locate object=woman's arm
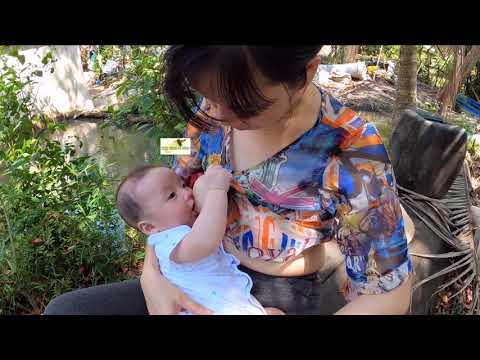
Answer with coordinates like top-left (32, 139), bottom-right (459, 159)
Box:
top-left (325, 116), bottom-right (413, 314)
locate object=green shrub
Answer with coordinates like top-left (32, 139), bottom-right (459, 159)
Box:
top-left (105, 45), bottom-right (193, 167)
top-left (0, 49), bottom-right (143, 314)
top-left (108, 46), bottom-right (187, 136)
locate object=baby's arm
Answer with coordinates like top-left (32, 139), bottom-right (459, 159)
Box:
top-left (172, 166), bottom-right (231, 263)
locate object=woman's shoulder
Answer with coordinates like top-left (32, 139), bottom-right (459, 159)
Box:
top-left (290, 86), bottom-right (366, 153)
top-left (316, 86), bottom-right (365, 135)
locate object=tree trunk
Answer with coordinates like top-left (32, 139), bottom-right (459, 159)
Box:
top-left (393, 45), bottom-right (417, 127)
top-left (337, 45), bottom-right (359, 63)
top-left (467, 62), bottom-right (480, 101)
top-left (345, 45), bottom-right (359, 63)
top-left (417, 46), bottom-right (424, 76)
top-left (460, 46), bottom-right (480, 85)
top-left (438, 46), bottom-right (465, 116)
top-left (438, 45), bottom-right (480, 116)
top-left (426, 49), bottom-right (431, 84)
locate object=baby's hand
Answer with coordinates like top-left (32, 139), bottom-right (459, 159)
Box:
top-left (192, 166), bottom-right (231, 213)
top-left (204, 165), bottom-right (232, 192)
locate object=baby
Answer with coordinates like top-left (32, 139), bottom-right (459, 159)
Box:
top-left (116, 164), bottom-right (284, 315)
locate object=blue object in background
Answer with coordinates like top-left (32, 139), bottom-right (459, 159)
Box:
top-left (456, 94), bottom-right (480, 118)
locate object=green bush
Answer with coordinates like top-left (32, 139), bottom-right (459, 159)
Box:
top-left (108, 46), bottom-right (187, 137)
top-left (0, 49), bottom-right (143, 314)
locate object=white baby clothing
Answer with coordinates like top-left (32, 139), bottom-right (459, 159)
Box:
top-left (147, 225), bottom-right (267, 315)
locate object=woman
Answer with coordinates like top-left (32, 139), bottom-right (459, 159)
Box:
top-left (45, 46), bottom-right (412, 315)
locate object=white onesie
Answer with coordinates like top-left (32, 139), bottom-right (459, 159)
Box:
top-left (147, 225), bottom-right (267, 315)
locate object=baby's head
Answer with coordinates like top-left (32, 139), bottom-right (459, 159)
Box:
top-left (116, 166), bottom-right (196, 235)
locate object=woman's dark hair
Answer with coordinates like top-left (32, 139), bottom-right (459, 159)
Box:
top-left (163, 46), bottom-right (322, 130)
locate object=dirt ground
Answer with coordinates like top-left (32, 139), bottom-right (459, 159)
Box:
top-left (321, 75), bottom-right (478, 126)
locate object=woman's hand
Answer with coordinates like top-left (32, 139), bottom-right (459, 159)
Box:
top-left (140, 244), bottom-right (213, 315)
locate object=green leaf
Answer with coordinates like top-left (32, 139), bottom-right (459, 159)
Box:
top-left (32, 70), bottom-right (43, 77)
top-left (116, 81), bottom-right (129, 97)
top-left (41, 51), bottom-right (53, 65)
top-left (8, 47), bottom-right (19, 58)
top-left (174, 122), bottom-right (186, 133)
top-left (17, 55), bottom-right (25, 65)
top-left (136, 122), bottom-right (152, 132)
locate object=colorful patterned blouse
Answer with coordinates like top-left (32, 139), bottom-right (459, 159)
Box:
top-left (173, 87), bottom-right (413, 300)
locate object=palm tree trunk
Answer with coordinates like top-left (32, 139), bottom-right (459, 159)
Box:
top-left (393, 45), bottom-right (417, 127)
top-left (426, 49), bottom-right (432, 84)
top-left (337, 46), bottom-right (359, 63)
top-left (345, 45), bottom-right (359, 63)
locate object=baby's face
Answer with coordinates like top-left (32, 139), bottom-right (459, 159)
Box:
top-left (136, 167), bottom-right (197, 234)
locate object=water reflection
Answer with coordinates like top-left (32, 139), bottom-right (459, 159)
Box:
top-left (52, 119), bottom-right (163, 180)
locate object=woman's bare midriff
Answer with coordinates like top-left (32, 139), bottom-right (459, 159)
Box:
top-left (223, 241), bottom-right (326, 277)
top-left (223, 83), bottom-right (326, 278)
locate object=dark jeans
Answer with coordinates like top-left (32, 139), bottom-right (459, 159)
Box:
top-left (43, 264), bottom-right (348, 315)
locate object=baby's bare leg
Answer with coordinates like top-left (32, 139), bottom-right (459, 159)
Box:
top-left (265, 307), bottom-right (285, 315)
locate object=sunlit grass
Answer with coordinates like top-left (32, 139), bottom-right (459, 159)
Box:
top-left (358, 111), bottom-right (393, 151)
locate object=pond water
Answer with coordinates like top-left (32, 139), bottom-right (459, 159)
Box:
top-left (52, 119), bottom-right (164, 180)
top-left (54, 112), bottom-right (395, 181)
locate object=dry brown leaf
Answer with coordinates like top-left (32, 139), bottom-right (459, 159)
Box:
top-left (31, 308), bottom-right (42, 315)
top-left (78, 266), bottom-right (87, 275)
top-left (47, 212), bottom-right (61, 221)
top-left (466, 288), bottom-right (473, 304)
top-left (31, 238), bottom-right (43, 246)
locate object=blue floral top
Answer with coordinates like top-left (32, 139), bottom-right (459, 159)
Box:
top-left (174, 87), bottom-right (413, 300)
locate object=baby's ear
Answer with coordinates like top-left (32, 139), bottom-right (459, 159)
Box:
top-left (138, 221), bottom-right (155, 235)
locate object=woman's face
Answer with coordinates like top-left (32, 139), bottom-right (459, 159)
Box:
top-left (191, 67), bottom-right (308, 131)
